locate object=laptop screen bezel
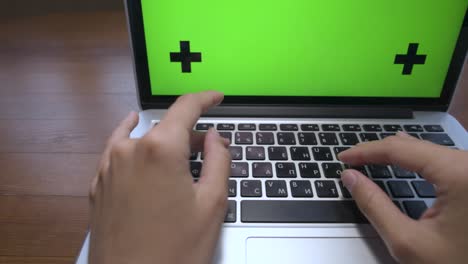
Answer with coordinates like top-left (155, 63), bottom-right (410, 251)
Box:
top-left (126, 0), bottom-right (467, 111)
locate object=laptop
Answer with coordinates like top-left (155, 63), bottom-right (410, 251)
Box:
top-left (77, 0), bottom-right (468, 263)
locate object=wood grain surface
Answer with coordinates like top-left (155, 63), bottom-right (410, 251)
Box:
top-left (0, 8), bottom-right (466, 264)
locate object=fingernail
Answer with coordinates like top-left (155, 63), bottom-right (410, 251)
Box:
top-left (341, 170), bottom-right (358, 192)
top-left (209, 127), bottom-right (220, 137)
top-left (396, 131), bottom-right (412, 138)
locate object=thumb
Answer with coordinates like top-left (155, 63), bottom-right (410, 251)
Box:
top-left (196, 128), bottom-right (231, 205)
top-left (341, 169), bottom-right (416, 252)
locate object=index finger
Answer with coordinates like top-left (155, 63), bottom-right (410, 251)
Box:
top-left (155, 91), bottom-right (224, 134)
top-left (338, 135), bottom-right (453, 185)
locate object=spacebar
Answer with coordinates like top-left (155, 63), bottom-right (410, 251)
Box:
top-left (241, 200), bottom-right (368, 223)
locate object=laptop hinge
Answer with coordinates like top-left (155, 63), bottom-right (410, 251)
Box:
top-left (203, 106), bottom-right (413, 119)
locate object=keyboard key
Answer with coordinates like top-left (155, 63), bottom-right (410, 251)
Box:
top-left (339, 133), bottom-right (359, 145)
top-left (265, 180), bottom-right (288, 197)
top-left (259, 124), bottom-right (277, 131)
top-left (290, 181), bottom-right (314, 197)
top-left (383, 125), bottom-right (403, 132)
top-left (224, 200), bottom-right (237, 223)
top-left (190, 162), bottom-right (202, 178)
top-left (241, 200), bottom-right (367, 223)
top-left (189, 152), bottom-right (198, 160)
top-left (368, 165), bottom-right (392, 178)
top-left (219, 132), bottom-right (232, 143)
top-left (373, 180), bottom-right (389, 195)
top-left (252, 162), bottom-right (273, 178)
top-left (424, 125), bottom-right (444, 132)
top-left (420, 133), bottom-right (455, 146)
top-left (298, 162), bottom-right (321, 178)
top-left (391, 166), bottom-right (417, 178)
top-left (238, 123), bottom-right (256, 130)
top-left (231, 162), bottom-right (249, 177)
top-left (301, 124), bottom-right (319, 131)
top-left (322, 124), bottom-right (341, 131)
top-left (298, 132), bottom-right (317, 145)
top-left (228, 180), bottom-right (237, 197)
top-left (315, 180), bottom-right (339, 197)
top-left (256, 132), bottom-right (275, 145)
top-left (290, 147), bottom-right (311, 161)
top-left (342, 124), bottom-right (361, 131)
top-left (359, 133), bottom-right (379, 142)
top-left (235, 132), bottom-right (254, 145)
top-left (403, 201), bottom-right (427, 220)
top-left (408, 133), bottom-right (420, 139)
top-left (404, 125), bottom-right (423, 132)
top-left (277, 132), bottom-right (296, 145)
top-left (318, 133), bottom-right (339, 145)
top-left (246, 146), bottom-right (266, 160)
top-left (363, 124), bottom-right (382, 132)
top-left (388, 181), bottom-right (414, 198)
top-left (229, 146), bottom-right (243, 160)
top-left (412, 181), bottom-right (436, 198)
top-left (322, 162), bottom-right (344, 178)
top-left (196, 123), bottom-right (214, 130)
top-left (217, 123), bottom-right (235, 130)
top-left (312, 147), bottom-right (333, 161)
top-left (333, 147), bottom-right (350, 159)
top-left (393, 201), bottom-right (403, 212)
top-left (276, 163), bottom-right (297, 178)
top-left (380, 133), bottom-right (396, 139)
top-left (280, 124), bottom-right (299, 131)
top-left (339, 181), bottom-right (352, 198)
top-left (241, 180), bottom-right (262, 197)
top-left (268, 147), bottom-right (288, 160)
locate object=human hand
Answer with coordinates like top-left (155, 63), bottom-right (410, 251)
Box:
top-left (339, 132), bottom-right (468, 264)
top-left (88, 91), bottom-right (231, 264)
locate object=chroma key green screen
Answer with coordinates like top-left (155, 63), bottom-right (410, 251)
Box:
top-left (141, 0), bottom-right (467, 97)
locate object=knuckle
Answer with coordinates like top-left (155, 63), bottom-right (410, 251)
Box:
top-left (139, 135), bottom-right (170, 158)
top-left (382, 135), bottom-right (401, 148)
top-left (109, 140), bottom-right (131, 159)
top-left (176, 93), bottom-right (195, 105)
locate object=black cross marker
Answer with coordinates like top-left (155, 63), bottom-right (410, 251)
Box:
top-left (170, 41), bottom-right (202, 73)
top-left (394, 43), bottom-right (427, 75)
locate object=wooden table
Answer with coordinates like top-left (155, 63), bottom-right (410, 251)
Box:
top-left (0, 10), bottom-right (466, 264)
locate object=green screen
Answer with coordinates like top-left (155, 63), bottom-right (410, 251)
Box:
top-left (141, 0), bottom-right (467, 97)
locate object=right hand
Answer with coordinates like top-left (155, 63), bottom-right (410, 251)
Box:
top-left (339, 132), bottom-right (468, 264)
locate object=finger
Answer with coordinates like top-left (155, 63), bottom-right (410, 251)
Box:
top-left (338, 136), bottom-right (450, 185)
top-left (156, 91), bottom-right (224, 135)
top-left (395, 131), bottom-right (417, 140)
top-left (341, 169), bottom-right (416, 248)
top-left (89, 172), bottom-right (100, 203)
top-left (196, 128), bottom-right (231, 201)
top-left (108, 112), bottom-right (140, 143)
top-left (92, 112), bottom-right (139, 199)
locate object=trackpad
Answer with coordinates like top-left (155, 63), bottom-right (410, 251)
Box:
top-left (246, 237), bottom-right (395, 264)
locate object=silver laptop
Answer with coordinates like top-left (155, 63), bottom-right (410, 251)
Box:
top-left (77, 1), bottom-right (468, 263)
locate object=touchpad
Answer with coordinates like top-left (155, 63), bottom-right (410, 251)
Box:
top-left (246, 237), bottom-right (395, 264)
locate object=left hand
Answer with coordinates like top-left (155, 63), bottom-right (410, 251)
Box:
top-left (88, 91), bottom-right (231, 264)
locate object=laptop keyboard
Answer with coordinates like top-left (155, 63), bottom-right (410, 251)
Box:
top-left (163, 121), bottom-right (452, 224)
